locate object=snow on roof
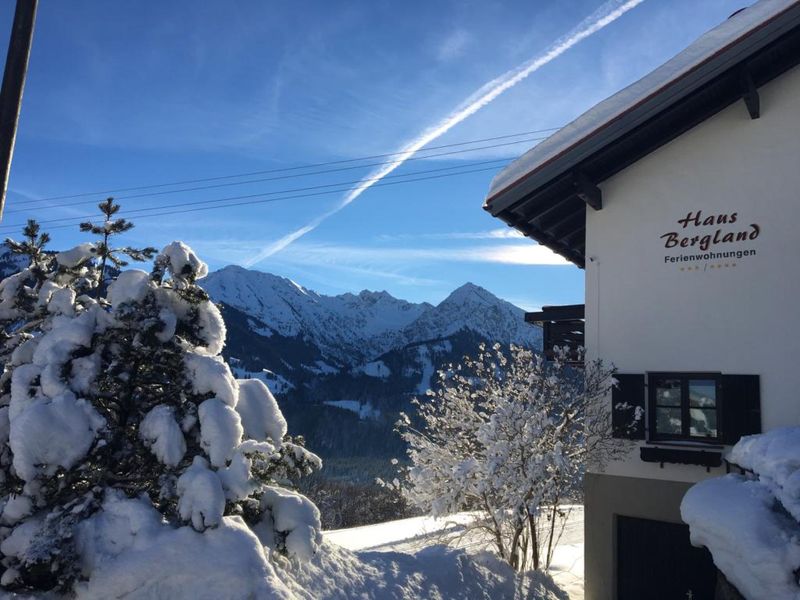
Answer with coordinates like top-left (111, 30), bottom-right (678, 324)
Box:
top-left (486, 0), bottom-right (800, 204)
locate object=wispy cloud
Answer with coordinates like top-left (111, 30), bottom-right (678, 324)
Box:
top-left (436, 29), bottom-right (471, 62)
top-left (279, 242), bottom-right (568, 267)
top-left (503, 297), bottom-right (547, 313)
top-left (243, 0), bottom-right (646, 267)
top-left (280, 262), bottom-right (444, 288)
top-left (376, 228), bottom-right (524, 241)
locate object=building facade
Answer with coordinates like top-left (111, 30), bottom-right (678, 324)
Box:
top-left (484, 2), bottom-right (800, 598)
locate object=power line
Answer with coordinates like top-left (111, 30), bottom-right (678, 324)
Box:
top-left (12, 127), bottom-right (559, 206)
top-left (3, 158), bottom-right (508, 229)
top-left (7, 134), bottom-right (549, 214)
top-left (0, 161), bottom-right (510, 234)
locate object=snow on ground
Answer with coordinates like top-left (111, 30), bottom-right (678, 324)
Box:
top-left (326, 513), bottom-right (476, 552)
top-left (302, 361), bottom-right (340, 375)
top-left (277, 541), bottom-right (566, 600)
top-left (326, 507), bottom-right (585, 599)
top-left (0, 509), bottom-right (579, 599)
top-left (414, 346), bottom-right (434, 395)
top-left (229, 362), bottom-right (295, 395)
top-left (354, 360), bottom-right (391, 378)
top-left (323, 400), bottom-right (381, 421)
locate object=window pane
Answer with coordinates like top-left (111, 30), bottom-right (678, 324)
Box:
top-left (690, 408), bottom-right (718, 438)
top-left (654, 378), bottom-right (682, 407)
top-left (656, 407), bottom-right (682, 435)
top-left (689, 379), bottom-right (716, 408)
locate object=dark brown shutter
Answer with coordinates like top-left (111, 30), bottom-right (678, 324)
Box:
top-left (612, 374), bottom-right (645, 440)
top-left (721, 375), bottom-right (761, 445)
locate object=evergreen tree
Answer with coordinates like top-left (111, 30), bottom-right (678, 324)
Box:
top-left (78, 197), bottom-right (157, 296)
top-left (0, 220), bottom-right (54, 380)
top-left (0, 202), bottom-right (321, 593)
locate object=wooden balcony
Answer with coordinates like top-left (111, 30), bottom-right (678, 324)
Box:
top-left (525, 304), bottom-right (584, 362)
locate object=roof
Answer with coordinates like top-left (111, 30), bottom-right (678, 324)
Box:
top-left (525, 304), bottom-right (585, 324)
top-left (484, 0), bottom-right (800, 268)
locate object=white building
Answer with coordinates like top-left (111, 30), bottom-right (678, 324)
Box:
top-left (484, 2), bottom-right (800, 598)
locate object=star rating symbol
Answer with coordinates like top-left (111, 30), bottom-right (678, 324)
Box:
top-left (678, 263), bottom-right (740, 272)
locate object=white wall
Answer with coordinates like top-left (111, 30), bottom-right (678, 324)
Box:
top-left (585, 64), bottom-right (800, 483)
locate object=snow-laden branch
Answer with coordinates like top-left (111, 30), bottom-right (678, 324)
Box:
top-left (397, 343), bottom-right (632, 572)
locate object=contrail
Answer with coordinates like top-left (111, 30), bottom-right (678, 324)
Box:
top-left (243, 0), bottom-right (646, 267)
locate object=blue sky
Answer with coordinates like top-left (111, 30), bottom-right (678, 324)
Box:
top-left (0, 0), bottom-right (738, 309)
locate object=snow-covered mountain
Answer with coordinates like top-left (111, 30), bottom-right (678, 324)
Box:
top-left (396, 282), bottom-right (539, 349)
top-left (204, 265), bottom-right (542, 460)
top-left (204, 266), bottom-right (431, 364)
top-left (204, 265), bottom-right (541, 368)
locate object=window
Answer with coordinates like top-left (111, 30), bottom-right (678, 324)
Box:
top-left (612, 372), bottom-right (759, 445)
top-left (648, 373), bottom-right (721, 442)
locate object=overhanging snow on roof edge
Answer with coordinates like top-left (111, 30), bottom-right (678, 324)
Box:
top-left (483, 0), bottom-right (800, 268)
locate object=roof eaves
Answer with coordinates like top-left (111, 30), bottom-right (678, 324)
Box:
top-left (484, 1), bottom-right (800, 216)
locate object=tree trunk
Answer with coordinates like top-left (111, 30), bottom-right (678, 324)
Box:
top-left (528, 511), bottom-right (539, 571)
top-left (545, 499), bottom-right (559, 569)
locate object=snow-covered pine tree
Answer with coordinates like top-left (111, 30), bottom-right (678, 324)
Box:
top-left (0, 201), bottom-right (322, 594)
top-left (78, 197), bottom-right (157, 296)
top-left (0, 221), bottom-right (53, 376)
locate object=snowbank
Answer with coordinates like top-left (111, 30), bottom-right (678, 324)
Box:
top-left (730, 427), bottom-right (800, 522)
top-left (277, 541), bottom-right (567, 600)
top-left (73, 493), bottom-right (293, 600)
top-left (682, 427), bottom-right (800, 600)
top-left (682, 475), bottom-right (800, 600)
top-left (0, 509), bottom-right (567, 600)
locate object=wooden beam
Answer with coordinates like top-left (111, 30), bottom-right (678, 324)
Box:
top-left (535, 198), bottom-right (583, 234)
top-left (545, 210), bottom-right (583, 239)
top-left (572, 171), bottom-right (602, 210)
top-left (557, 224), bottom-right (585, 245)
top-left (528, 194), bottom-right (576, 229)
top-left (741, 66), bottom-right (760, 120)
top-left (526, 304), bottom-right (585, 322)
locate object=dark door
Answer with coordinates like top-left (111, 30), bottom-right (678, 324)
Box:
top-left (617, 515), bottom-right (717, 600)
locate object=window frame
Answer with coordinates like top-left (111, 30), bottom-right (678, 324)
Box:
top-left (647, 372), bottom-right (723, 443)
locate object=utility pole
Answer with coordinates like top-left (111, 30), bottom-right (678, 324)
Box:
top-left (0, 0), bottom-right (38, 222)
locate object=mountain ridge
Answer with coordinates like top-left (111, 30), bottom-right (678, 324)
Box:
top-left (203, 265), bottom-right (541, 369)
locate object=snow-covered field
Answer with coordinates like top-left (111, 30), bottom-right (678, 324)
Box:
top-left (326, 507), bottom-right (585, 599)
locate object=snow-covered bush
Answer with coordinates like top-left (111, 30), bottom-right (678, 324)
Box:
top-left (398, 344), bottom-right (628, 572)
top-left (682, 427), bottom-right (800, 600)
top-left (0, 202), bottom-right (322, 594)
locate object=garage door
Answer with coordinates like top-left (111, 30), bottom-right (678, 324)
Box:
top-left (617, 515), bottom-right (717, 600)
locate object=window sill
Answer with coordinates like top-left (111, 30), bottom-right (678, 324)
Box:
top-left (640, 446), bottom-right (722, 470)
top-left (646, 439), bottom-right (725, 450)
